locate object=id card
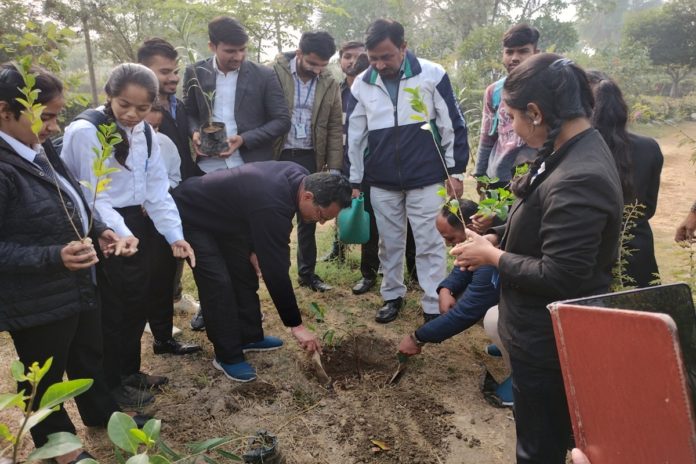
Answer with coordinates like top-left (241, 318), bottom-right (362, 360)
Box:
top-left (295, 122), bottom-right (308, 139)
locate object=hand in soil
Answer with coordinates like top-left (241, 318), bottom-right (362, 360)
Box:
top-left (291, 324), bottom-right (322, 354)
top-left (61, 241), bottom-right (98, 270)
top-left (398, 334), bottom-right (421, 356)
top-left (171, 240), bottom-right (196, 268)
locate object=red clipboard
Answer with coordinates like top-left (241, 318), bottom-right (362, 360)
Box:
top-left (549, 304), bottom-right (696, 464)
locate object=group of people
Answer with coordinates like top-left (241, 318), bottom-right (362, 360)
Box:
top-left (0, 11), bottom-right (684, 464)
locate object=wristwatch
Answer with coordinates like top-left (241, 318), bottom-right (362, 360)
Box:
top-left (410, 332), bottom-right (426, 347)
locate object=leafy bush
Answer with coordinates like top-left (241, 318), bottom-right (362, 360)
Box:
top-left (629, 94), bottom-right (696, 123)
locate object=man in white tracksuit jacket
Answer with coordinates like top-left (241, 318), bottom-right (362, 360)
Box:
top-left (347, 19), bottom-right (469, 324)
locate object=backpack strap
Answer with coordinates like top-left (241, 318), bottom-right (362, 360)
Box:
top-left (76, 109), bottom-right (153, 158)
top-left (488, 77), bottom-right (507, 137)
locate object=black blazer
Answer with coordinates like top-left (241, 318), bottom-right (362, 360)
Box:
top-left (0, 139), bottom-right (106, 331)
top-left (159, 97), bottom-right (203, 179)
top-left (183, 57), bottom-right (291, 163)
top-left (496, 129), bottom-right (623, 368)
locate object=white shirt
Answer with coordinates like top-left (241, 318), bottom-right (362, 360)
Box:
top-left (199, 57), bottom-right (243, 173)
top-left (0, 130), bottom-right (89, 237)
top-left (157, 132), bottom-right (182, 189)
top-left (284, 57), bottom-right (317, 150)
top-left (61, 114), bottom-right (184, 244)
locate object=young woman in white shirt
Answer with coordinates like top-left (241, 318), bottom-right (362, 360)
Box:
top-left (62, 63), bottom-right (200, 407)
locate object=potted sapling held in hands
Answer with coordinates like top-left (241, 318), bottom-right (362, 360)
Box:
top-left (178, 16), bottom-right (229, 157)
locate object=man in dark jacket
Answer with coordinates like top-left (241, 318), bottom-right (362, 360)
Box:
top-left (184, 16), bottom-right (291, 172)
top-left (272, 31), bottom-right (343, 292)
top-left (172, 162), bottom-right (352, 382)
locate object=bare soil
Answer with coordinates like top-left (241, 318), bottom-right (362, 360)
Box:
top-left (1, 122), bottom-right (694, 463)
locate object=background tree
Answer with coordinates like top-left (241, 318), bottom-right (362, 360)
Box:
top-left (624, 0), bottom-right (696, 97)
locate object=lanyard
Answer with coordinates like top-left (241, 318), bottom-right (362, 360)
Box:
top-left (294, 74), bottom-right (316, 124)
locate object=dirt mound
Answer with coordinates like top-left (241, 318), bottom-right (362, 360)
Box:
top-left (321, 333), bottom-right (395, 384)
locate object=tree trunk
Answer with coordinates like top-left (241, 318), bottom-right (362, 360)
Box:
top-left (80, 1), bottom-right (98, 107)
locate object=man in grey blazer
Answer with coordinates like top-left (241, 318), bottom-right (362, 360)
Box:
top-left (184, 16), bottom-right (291, 173)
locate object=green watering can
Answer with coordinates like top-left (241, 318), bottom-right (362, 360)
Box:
top-left (337, 193), bottom-right (370, 244)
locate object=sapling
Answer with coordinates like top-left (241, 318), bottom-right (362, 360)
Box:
top-left (611, 200), bottom-right (646, 292)
top-left (0, 358), bottom-right (92, 464)
top-left (404, 86), bottom-right (466, 226)
top-left (14, 58), bottom-right (121, 249)
top-left (177, 15), bottom-right (228, 157)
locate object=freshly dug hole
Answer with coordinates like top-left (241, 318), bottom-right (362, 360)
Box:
top-left (321, 333), bottom-right (395, 382)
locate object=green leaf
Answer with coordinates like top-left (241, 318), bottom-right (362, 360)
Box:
top-left (148, 455), bottom-right (172, 464)
top-left (188, 437), bottom-right (232, 454)
top-left (125, 453), bottom-right (149, 464)
top-left (22, 407), bottom-right (55, 433)
top-left (129, 428), bottom-right (152, 446)
top-left (0, 423), bottom-right (15, 441)
top-left (201, 456), bottom-right (218, 464)
top-left (214, 449), bottom-right (242, 461)
top-left (11, 360), bottom-right (26, 382)
top-left (0, 392), bottom-right (25, 411)
top-left (108, 412), bottom-right (140, 454)
top-left (143, 419), bottom-right (161, 443)
top-left (436, 186), bottom-right (447, 198)
top-left (410, 114), bottom-right (425, 122)
top-left (79, 181), bottom-right (94, 191)
top-left (157, 440), bottom-right (182, 460)
top-left (40, 378), bottom-right (93, 410)
top-left (27, 431), bottom-right (82, 461)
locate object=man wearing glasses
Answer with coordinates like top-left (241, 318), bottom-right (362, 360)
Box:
top-left (172, 162), bottom-right (351, 382)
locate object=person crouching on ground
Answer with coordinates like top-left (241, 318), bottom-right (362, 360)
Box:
top-left (397, 199), bottom-right (512, 406)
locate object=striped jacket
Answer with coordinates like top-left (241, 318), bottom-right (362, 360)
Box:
top-left (347, 51), bottom-right (468, 190)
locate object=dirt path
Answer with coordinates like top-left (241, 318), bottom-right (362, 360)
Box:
top-left (1, 122), bottom-right (694, 463)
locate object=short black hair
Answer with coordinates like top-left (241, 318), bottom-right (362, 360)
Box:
top-left (503, 24), bottom-right (540, 48)
top-left (208, 16), bottom-right (248, 46)
top-left (339, 41), bottom-right (365, 58)
top-left (303, 173), bottom-right (352, 209)
top-left (365, 19), bottom-right (405, 50)
top-left (137, 38), bottom-right (178, 66)
top-left (299, 31), bottom-right (337, 60)
top-left (0, 63), bottom-right (63, 119)
top-left (440, 199), bottom-right (478, 229)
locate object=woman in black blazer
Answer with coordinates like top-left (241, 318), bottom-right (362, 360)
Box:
top-left (451, 54), bottom-right (623, 463)
top-left (588, 70), bottom-right (663, 288)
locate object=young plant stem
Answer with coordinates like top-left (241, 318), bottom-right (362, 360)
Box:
top-left (12, 381), bottom-right (40, 464)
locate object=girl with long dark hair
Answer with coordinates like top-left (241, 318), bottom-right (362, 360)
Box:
top-left (451, 53), bottom-right (624, 463)
top-left (588, 70), bottom-right (663, 288)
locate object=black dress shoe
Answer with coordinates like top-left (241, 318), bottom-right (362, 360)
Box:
top-left (298, 275), bottom-right (333, 292)
top-left (375, 297), bottom-right (403, 323)
top-left (153, 338), bottom-right (202, 355)
top-left (122, 371), bottom-right (169, 390)
top-left (190, 309), bottom-right (205, 331)
top-left (352, 277), bottom-right (376, 295)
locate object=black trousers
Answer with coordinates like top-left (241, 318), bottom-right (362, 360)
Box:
top-left (279, 149), bottom-right (317, 280)
top-left (100, 206), bottom-right (177, 380)
top-left (185, 227), bottom-right (263, 364)
top-left (360, 184), bottom-right (380, 279)
top-left (511, 357), bottom-right (572, 464)
top-left (10, 308), bottom-right (120, 446)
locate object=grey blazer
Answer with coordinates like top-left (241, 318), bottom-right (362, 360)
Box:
top-left (183, 57), bottom-right (291, 163)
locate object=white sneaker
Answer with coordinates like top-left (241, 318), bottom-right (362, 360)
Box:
top-left (173, 294), bottom-right (200, 315)
top-left (145, 323), bottom-right (182, 337)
